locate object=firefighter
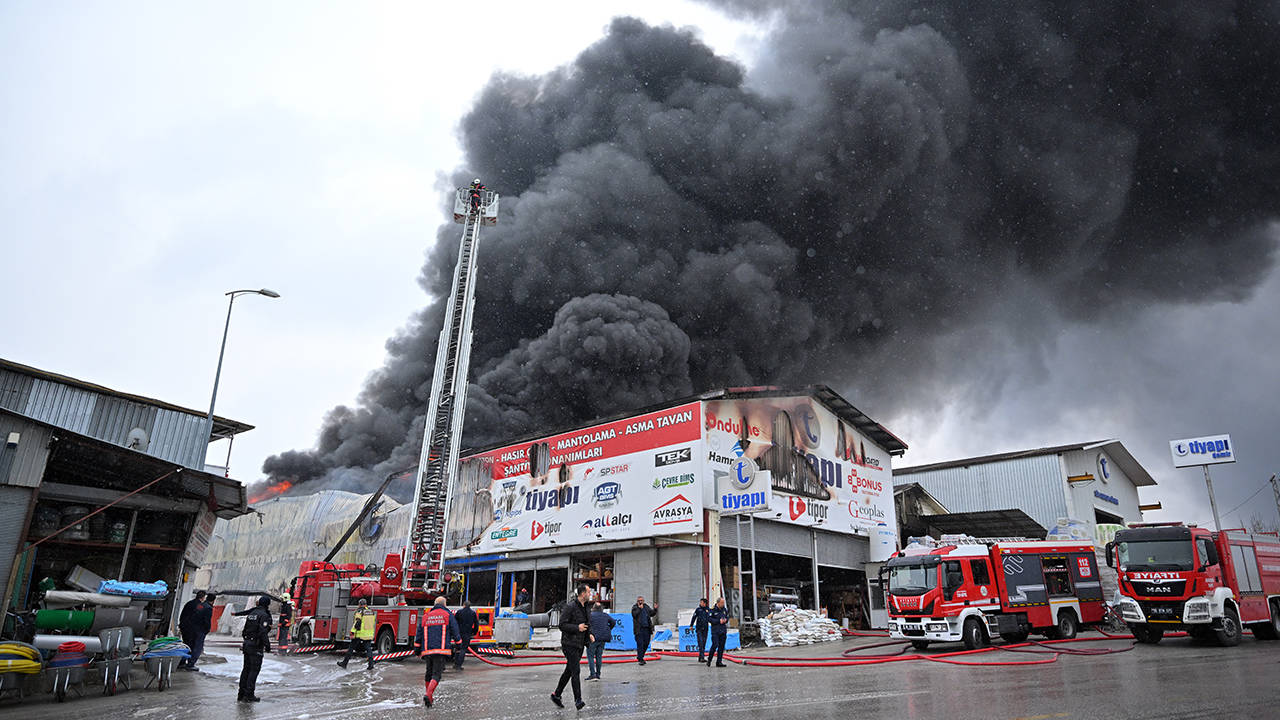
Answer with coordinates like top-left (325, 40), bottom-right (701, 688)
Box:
top-left (413, 596), bottom-right (460, 708)
top-left (706, 597), bottom-right (730, 667)
top-left (453, 601), bottom-right (479, 670)
top-left (691, 598), bottom-right (711, 663)
top-left (238, 595), bottom-right (273, 703)
top-left (337, 599), bottom-right (376, 670)
top-left (278, 598), bottom-right (293, 646)
top-left (468, 179), bottom-right (486, 215)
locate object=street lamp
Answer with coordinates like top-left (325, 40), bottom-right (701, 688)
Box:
top-left (202, 288), bottom-right (280, 468)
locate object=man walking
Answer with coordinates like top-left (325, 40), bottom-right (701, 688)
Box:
top-left (453, 601), bottom-right (479, 670)
top-left (631, 595), bottom-right (658, 664)
top-left (692, 598), bottom-right (711, 663)
top-left (238, 595), bottom-right (273, 703)
top-left (586, 602), bottom-right (614, 680)
top-left (551, 585), bottom-right (590, 710)
top-left (707, 598), bottom-right (730, 668)
top-left (178, 590), bottom-right (211, 671)
top-left (337, 599), bottom-right (376, 670)
top-left (414, 597), bottom-right (460, 708)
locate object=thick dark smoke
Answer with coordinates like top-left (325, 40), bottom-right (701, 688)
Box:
top-left (260, 1), bottom-right (1280, 501)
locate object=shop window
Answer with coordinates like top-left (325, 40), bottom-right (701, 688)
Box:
top-left (573, 555), bottom-right (615, 609)
top-left (1042, 557), bottom-right (1073, 597)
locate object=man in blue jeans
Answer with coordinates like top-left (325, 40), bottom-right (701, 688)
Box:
top-left (586, 602), bottom-right (614, 680)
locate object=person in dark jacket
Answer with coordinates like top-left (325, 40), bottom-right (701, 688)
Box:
top-left (586, 602), bottom-right (615, 680)
top-left (551, 585), bottom-right (590, 710)
top-left (707, 598), bottom-right (730, 668)
top-left (692, 598), bottom-right (711, 663)
top-left (468, 179), bottom-right (486, 214)
top-left (238, 595), bottom-right (273, 703)
top-left (178, 590), bottom-right (208, 670)
top-left (278, 598), bottom-right (293, 646)
top-left (453, 601), bottom-right (479, 669)
top-left (414, 597), bottom-right (460, 708)
top-left (631, 595), bottom-right (658, 664)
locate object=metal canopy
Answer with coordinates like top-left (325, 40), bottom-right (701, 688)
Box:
top-left (922, 509), bottom-right (1048, 540)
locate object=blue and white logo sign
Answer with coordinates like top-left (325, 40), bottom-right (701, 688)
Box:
top-left (592, 481), bottom-right (622, 508)
top-left (1096, 453), bottom-right (1111, 483)
top-left (728, 456), bottom-right (758, 490)
top-left (1170, 434), bottom-right (1236, 468)
top-left (797, 404), bottom-right (822, 449)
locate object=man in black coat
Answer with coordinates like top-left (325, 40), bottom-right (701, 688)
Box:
top-left (178, 590), bottom-right (210, 671)
top-left (631, 595), bottom-right (658, 664)
top-left (707, 597), bottom-right (730, 668)
top-left (691, 598), bottom-right (711, 663)
top-left (453, 601), bottom-right (479, 669)
top-left (238, 596), bottom-right (273, 703)
top-left (551, 585), bottom-right (591, 710)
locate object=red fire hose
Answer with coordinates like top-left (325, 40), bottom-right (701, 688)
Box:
top-left (465, 647), bottom-right (660, 668)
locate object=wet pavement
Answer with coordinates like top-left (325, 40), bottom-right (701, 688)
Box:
top-left (6, 632), bottom-right (1279, 719)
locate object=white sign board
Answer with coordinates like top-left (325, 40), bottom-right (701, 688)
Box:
top-left (1170, 434), bottom-right (1236, 468)
top-left (717, 457), bottom-right (771, 515)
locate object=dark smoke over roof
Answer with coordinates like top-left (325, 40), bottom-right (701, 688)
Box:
top-left (260, 1), bottom-right (1280, 502)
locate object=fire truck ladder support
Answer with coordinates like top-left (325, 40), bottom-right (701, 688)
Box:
top-left (403, 188), bottom-right (497, 596)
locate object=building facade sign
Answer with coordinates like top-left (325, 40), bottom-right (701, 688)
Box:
top-left (1169, 434), bottom-right (1235, 468)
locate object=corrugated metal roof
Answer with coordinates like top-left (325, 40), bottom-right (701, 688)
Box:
top-left (896, 454), bottom-right (1070, 533)
top-left (0, 414), bottom-right (52, 488)
top-left (896, 439), bottom-right (1156, 487)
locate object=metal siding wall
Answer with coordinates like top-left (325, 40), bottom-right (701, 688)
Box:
top-left (1062, 449), bottom-right (1143, 526)
top-left (87, 397), bottom-right (158, 447)
top-left (613, 548), bottom-right (656, 618)
top-left (24, 379), bottom-right (96, 433)
top-left (148, 408), bottom-right (206, 468)
top-left (816, 530), bottom-right (868, 569)
top-left (0, 370), bottom-right (34, 413)
top-left (902, 455), bottom-right (1069, 532)
top-left (0, 416), bottom-right (51, 488)
top-left (657, 544), bottom-right (702, 618)
top-left (0, 486), bottom-right (35, 607)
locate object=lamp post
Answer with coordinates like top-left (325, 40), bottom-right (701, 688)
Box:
top-left (203, 288), bottom-right (280, 468)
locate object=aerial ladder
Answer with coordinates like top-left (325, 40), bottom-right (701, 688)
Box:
top-left (400, 182), bottom-right (499, 600)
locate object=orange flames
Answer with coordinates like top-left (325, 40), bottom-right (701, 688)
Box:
top-left (248, 479), bottom-right (294, 504)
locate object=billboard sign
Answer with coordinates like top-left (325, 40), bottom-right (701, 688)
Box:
top-left (447, 403), bottom-right (703, 552)
top-left (703, 396), bottom-right (895, 540)
top-left (1170, 434), bottom-right (1236, 468)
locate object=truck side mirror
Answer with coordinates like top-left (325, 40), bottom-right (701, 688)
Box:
top-left (1104, 542), bottom-right (1114, 568)
top-left (1203, 542), bottom-right (1219, 567)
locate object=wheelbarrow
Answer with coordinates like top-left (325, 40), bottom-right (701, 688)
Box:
top-left (47, 663), bottom-right (87, 702)
top-left (98, 627), bottom-right (134, 696)
top-left (144, 656), bottom-right (180, 691)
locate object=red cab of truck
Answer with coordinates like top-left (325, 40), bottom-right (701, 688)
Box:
top-left (1107, 523), bottom-right (1280, 645)
top-left (886, 536), bottom-right (1106, 649)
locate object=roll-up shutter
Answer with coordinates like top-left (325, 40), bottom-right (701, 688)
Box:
top-left (815, 529), bottom-right (867, 569)
top-left (720, 517), bottom-right (813, 557)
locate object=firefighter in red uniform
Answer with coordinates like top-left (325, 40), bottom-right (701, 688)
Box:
top-left (413, 597), bottom-right (460, 708)
top-left (468, 179), bottom-right (486, 215)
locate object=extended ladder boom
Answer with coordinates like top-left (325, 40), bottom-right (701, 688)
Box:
top-left (402, 186), bottom-right (498, 596)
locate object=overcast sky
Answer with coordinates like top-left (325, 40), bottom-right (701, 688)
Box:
top-left (3, 1), bottom-right (1276, 531)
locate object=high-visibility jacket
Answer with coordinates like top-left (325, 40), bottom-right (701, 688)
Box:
top-left (414, 607), bottom-right (459, 656)
top-left (350, 607), bottom-right (376, 641)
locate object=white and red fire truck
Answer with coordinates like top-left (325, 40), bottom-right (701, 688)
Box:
top-left (1106, 522), bottom-right (1280, 645)
top-left (885, 535), bottom-right (1106, 649)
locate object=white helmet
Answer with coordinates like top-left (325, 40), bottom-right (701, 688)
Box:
top-left (473, 178), bottom-right (481, 185)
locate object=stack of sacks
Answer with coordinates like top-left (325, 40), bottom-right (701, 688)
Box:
top-left (757, 608), bottom-right (844, 647)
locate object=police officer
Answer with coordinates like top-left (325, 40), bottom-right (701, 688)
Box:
top-left (337, 599), bottom-right (376, 670)
top-left (238, 595), bottom-right (273, 703)
top-left (691, 598), bottom-right (711, 663)
top-left (707, 597), bottom-right (730, 667)
top-left (414, 597), bottom-right (460, 708)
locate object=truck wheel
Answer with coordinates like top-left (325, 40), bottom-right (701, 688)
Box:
top-left (1047, 611), bottom-right (1078, 640)
top-left (1215, 605), bottom-right (1241, 647)
top-left (962, 617), bottom-right (989, 650)
top-left (1249, 601), bottom-right (1280, 641)
top-left (1131, 624), bottom-right (1163, 644)
top-left (298, 625), bottom-right (313, 648)
top-left (375, 628), bottom-right (395, 656)
top-left (910, 640), bottom-right (930, 650)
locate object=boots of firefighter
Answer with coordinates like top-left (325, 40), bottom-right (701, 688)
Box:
top-left (426, 679), bottom-right (439, 706)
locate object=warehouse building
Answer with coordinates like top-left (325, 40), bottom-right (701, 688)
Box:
top-left (0, 358), bottom-right (253, 628)
top-left (893, 440), bottom-right (1157, 543)
top-left (444, 386), bottom-right (906, 630)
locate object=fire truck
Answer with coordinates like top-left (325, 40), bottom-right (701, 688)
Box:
top-left (1106, 523), bottom-right (1280, 645)
top-left (287, 184), bottom-right (501, 655)
top-left (885, 535), bottom-right (1106, 649)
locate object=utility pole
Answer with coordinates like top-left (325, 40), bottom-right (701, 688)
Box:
top-left (1203, 465), bottom-right (1223, 531)
top-left (1270, 474), bottom-right (1280, 530)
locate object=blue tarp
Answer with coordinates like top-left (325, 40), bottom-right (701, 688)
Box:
top-left (98, 579), bottom-right (168, 599)
top-left (677, 626), bottom-right (741, 652)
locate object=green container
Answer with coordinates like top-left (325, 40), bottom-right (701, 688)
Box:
top-left (34, 609), bottom-right (94, 634)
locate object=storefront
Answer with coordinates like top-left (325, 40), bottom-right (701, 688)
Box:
top-left (445, 386), bottom-right (907, 625)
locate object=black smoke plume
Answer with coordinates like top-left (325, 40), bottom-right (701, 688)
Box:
top-left (260, 1), bottom-right (1280, 501)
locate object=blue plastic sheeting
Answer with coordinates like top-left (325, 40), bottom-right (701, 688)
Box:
top-left (98, 579), bottom-right (168, 599)
top-left (604, 613), bottom-right (636, 650)
top-left (677, 626), bottom-right (740, 652)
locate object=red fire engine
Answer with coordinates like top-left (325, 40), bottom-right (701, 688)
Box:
top-left (1107, 523), bottom-right (1280, 645)
top-left (288, 554), bottom-right (494, 654)
top-left (885, 535), bottom-right (1106, 649)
